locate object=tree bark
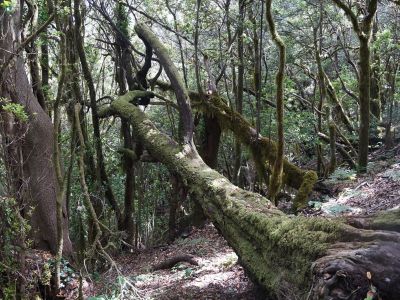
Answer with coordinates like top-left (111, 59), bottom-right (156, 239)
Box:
top-left (135, 24), bottom-right (194, 145)
top-left (358, 36), bottom-right (371, 173)
top-left (103, 92), bottom-right (400, 299)
top-left (74, 0), bottom-right (122, 225)
top-left (0, 7), bottom-right (72, 255)
top-left (233, 0), bottom-right (245, 185)
top-left (155, 81), bottom-right (317, 207)
top-left (266, 0), bottom-right (286, 204)
top-left (332, 0), bottom-right (378, 173)
top-left (191, 94), bottom-right (317, 208)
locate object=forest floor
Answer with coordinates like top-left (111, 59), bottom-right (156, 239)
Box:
top-left (305, 145), bottom-right (400, 217)
top-left (27, 147), bottom-right (400, 300)
top-left (86, 224), bottom-right (259, 299)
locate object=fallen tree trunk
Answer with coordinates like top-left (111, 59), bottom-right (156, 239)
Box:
top-left (101, 92), bottom-right (400, 299)
top-left (192, 93), bottom-right (317, 209)
top-left (156, 81), bottom-right (317, 209)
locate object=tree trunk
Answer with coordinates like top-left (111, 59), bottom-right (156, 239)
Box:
top-left (103, 92), bottom-right (400, 299)
top-left (156, 80), bottom-right (317, 207)
top-left (0, 8), bottom-right (72, 255)
top-left (74, 0), bottom-right (123, 226)
top-left (192, 94), bottom-right (317, 208)
top-left (332, 0), bottom-right (378, 173)
top-left (358, 36), bottom-right (371, 173)
top-left (200, 115), bottom-right (221, 169)
top-left (233, 0), bottom-right (245, 186)
top-left (266, 0), bottom-right (286, 204)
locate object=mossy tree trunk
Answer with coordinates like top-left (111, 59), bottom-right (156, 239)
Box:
top-left (155, 83), bottom-right (317, 208)
top-left (102, 92), bottom-right (400, 299)
top-left (266, 0), bottom-right (285, 204)
top-left (370, 20), bottom-right (381, 121)
top-left (74, 0), bottom-right (122, 225)
top-left (191, 94), bottom-right (317, 209)
top-left (328, 121), bottom-right (337, 174)
top-left (332, 0), bottom-right (378, 173)
top-left (154, 81), bottom-right (318, 208)
top-left (314, 2), bottom-right (326, 176)
top-left (358, 35), bottom-right (372, 173)
top-left (114, 1), bottom-right (136, 245)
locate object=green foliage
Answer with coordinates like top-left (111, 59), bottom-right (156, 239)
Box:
top-left (284, 110), bottom-right (316, 146)
top-left (46, 258), bottom-right (76, 288)
top-left (372, 29), bottom-right (397, 53)
top-left (0, 197), bottom-right (30, 298)
top-left (37, 0), bottom-right (49, 22)
top-left (183, 267), bottom-right (194, 278)
top-left (1, 99), bottom-right (29, 123)
top-left (0, 0), bottom-right (16, 12)
top-left (41, 262), bottom-right (52, 286)
top-left (115, 2), bottom-right (129, 36)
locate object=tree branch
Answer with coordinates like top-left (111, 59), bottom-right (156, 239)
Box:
top-left (0, 13), bottom-right (55, 82)
top-left (134, 24), bottom-right (194, 146)
top-left (331, 0), bottom-right (360, 33)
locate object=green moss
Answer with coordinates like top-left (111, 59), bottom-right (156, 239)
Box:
top-left (195, 95), bottom-right (316, 201)
top-left (293, 171), bottom-right (318, 210)
top-left (371, 209), bottom-right (400, 231)
top-left (108, 92), bottom-right (347, 298)
top-left (217, 201), bottom-right (343, 296)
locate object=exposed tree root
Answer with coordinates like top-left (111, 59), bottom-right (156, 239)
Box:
top-left (151, 254), bottom-right (198, 271)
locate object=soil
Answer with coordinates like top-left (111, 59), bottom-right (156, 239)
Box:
top-left (87, 224), bottom-right (259, 299)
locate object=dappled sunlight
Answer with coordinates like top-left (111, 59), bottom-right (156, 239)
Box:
top-left (184, 271), bottom-right (237, 289)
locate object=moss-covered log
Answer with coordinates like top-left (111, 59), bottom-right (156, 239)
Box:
top-left (103, 92), bottom-right (400, 299)
top-left (155, 81), bottom-right (317, 208)
top-left (192, 94), bottom-right (317, 209)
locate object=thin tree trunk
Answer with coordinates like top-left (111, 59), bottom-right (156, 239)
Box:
top-left (328, 124), bottom-right (337, 173)
top-left (74, 0), bottom-right (122, 224)
top-left (358, 36), bottom-right (371, 172)
top-left (194, 0), bottom-right (202, 94)
top-left (266, 0), bottom-right (286, 204)
top-left (332, 0), bottom-right (378, 173)
top-left (53, 4), bottom-right (68, 288)
top-left (234, 0), bottom-right (245, 185)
